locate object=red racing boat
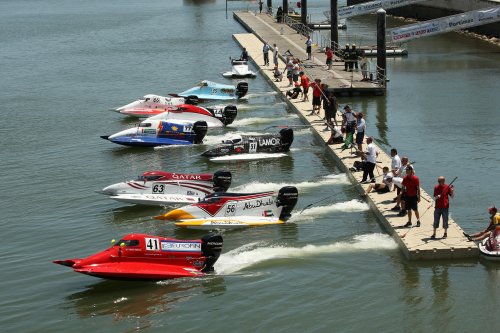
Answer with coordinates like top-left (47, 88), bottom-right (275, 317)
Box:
top-left (53, 233), bottom-right (223, 280)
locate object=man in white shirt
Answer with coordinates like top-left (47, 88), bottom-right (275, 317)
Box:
top-left (361, 137), bottom-right (378, 183)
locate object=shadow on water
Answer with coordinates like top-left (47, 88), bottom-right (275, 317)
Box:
top-left (65, 276), bottom-right (226, 321)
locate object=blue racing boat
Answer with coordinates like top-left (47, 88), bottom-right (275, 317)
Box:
top-left (176, 80), bottom-right (248, 101)
top-left (101, 119), bottom-right (207, 147)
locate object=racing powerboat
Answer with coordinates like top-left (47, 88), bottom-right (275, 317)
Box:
top-left (222, 59), bottom-right (257, 78)
top-left (114, 94), bottom-right (198, 115)
top-left (145, 104), bottom-right (237, 128)
top-left (101, 119), bottom-right (207, 147)
top-left (176, 80), bottom-right (248, 101)
top-left (100, 170), bottom-right (232, 206)
top-left (154, 186), bottom-right (299, 230)
top-left (478, 228), bottom-right (500, 261)
top-left (202, 128), bottom-right (294, 163)
top-left (53, 233), bottom-right (223, 280)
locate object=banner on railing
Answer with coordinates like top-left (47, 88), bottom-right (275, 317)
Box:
top-left (389, 6), bottom-right (500, 43)
top-left (338, 0), bottom-right (428, 19)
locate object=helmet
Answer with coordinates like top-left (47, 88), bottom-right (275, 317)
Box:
top-left (488, 206), bottom-right (497, 214)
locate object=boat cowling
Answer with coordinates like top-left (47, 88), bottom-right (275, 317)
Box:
top-left (236, 82), bottom-right (248, 98)
top-left (277, 186), bottom-right (299, 220)
top-left (193, 121), bottom-right (208, 144)
top-left (201, 234), bottom-right (223, 272)
top-left (280, 128), bottom-right (294, 151)
top-left (212, 170), bottom-right (232, 192)
top-left (184, 95), bottom-right (199, 105)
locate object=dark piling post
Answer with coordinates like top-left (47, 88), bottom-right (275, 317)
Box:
top-left (283, 0), bottom-right (288, 21)
top-left (301, 0), bottom-right (308, 25)
top-left (376, 9), bottom-right (387, 83)
top-left (267, 0), bottom-right (272, 14)
top-left (330, 0), bottom-right (338, 51)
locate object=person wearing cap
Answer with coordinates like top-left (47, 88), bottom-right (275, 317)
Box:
top-left (361, 137), bottom-right (378, 184)
top-left (431, 177), bottom-right (455, 239)
top-left (262, 41), bottom-right (270, 66)
top-left (465, 207), bottom-right (500, 241)
top-left (360, 166), bottom-right (393, 197)
top-left (401, 165), bottom-right (421, 228)
top-left (300, 71), bottom-right (309, 101)
top-left (391, 156), bottom-right (412, 214)
top-left (343, 44), bottom-right (350, 71)
top-left (355, 112), bottom-right (366, 153)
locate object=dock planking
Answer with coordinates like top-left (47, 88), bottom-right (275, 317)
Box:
top-left (233, 11), bottom-right (386, 96)
top-left (231, 30), bottom-right (478, 261)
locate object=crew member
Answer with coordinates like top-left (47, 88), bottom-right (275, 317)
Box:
top-left (431, 176), bottom-right (454, 239)
top-left (240, 48), bottom-right (249, 61)
top-left (263, 41), bottom-right (270, 66)
top-left (361, 137), bottom-right (378, 184)
top-left (361, 166), bottom-right (393, 197)
top-left (343, 44), bottom-right (350, 71)
top-left (401, 165), bottom-right (420, 228)
top-left (286, 82), bottom-right (302, 99)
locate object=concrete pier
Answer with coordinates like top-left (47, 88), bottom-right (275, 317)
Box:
top-left (233, 11), bottom-right (386, 96)
top-left (231, 26), bottom-right (479, 260)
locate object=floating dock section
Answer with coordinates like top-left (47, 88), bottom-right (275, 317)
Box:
top-left (232, 13), bottom-right (479, 260)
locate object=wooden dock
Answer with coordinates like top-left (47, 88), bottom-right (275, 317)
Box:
top-left (231, 29), bottom-right (479, 260)
top-left (233, 11), bottom-right (386, 96)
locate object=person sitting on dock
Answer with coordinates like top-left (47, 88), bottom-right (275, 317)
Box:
top-left (240, 48), bottom-right (249, 61)
top-left (343, 44), bottom-right (350, 71)
top-left (361, 137), bottom-right (378, 184)
top-left (325, 46), bottom-right (334, 70)
top-left (286, 82), bottom-right (303, 100)
top-left (327, 125), bottom-right (343, 145)
top-left (465, 207), bottom-right (500, 241)
top-left (273, 66), bottom-right (283, 82)
top-left (401, 165), bottom-right (421, 228)
top-left (300, 71), bottom-right (309, 101)
top-left (360, 166), bottom-right (393, 197)
top-left (308, 79), bottom-right (322, 115)
top-left (431, 176), bottom-right (455, 239)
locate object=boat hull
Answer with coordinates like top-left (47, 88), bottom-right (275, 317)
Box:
top-left (175, 217), bottom-right (285, 230)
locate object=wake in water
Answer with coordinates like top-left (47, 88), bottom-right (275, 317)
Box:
top-left (291, 199), bottom-right (369, 219)
top-left (235, 102), bottom-right (285, 110)
top-left (227, 114), bottom-right (298, 127)
top-left (215, 233), bottom-right (397, 275)
top-left (232, 174), bottom-right (349, 193)
top-left (239, 91), bottom-right (278, 99)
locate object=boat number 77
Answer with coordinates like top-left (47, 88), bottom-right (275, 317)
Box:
top-left (211, 88), bottom-right (218, 95)
top-left (145, 238), bottom-right (160, 251)
top-left (183, 125), bottom-right (193, 132)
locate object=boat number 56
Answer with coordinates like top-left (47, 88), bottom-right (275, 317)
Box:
top-left (225, 203), bottom-right (236, 216)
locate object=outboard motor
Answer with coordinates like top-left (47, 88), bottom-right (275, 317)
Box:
top-left (222, 105), bottom-right (238, 125)
top-left (235, 81), bottom-right (248, 98)
top-left (212, 170), bottom-right (232, 192)
top-left (279, 128), bottom-right (294, 151)
top-left (193, 121), bottom-right (208, 144)
top-left (184, 95), bottom-right (199, 105)
top-left (276, 186), bottom-right (299, 220)
top-left (201, 234), bottom-right (223, 273)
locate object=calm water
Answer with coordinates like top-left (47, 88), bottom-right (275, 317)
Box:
top-left (1, 1), bottom-right (499, 332)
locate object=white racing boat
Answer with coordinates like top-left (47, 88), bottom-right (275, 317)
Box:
top-left (114, 94), bottom-right (198, 114)
top-left (154, 186), bottom-right (299, 230)
top-left (222, 59), bottom-right (257, 78)
top-left (100, 170), bottom-right (232, 206)
top-left (478, 229), bottom-right (500, 261)
top-left (146, 104), bottom-right (237, 128)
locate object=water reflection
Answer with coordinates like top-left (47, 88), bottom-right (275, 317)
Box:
top-left (66, 276), bottom-right (226, 323)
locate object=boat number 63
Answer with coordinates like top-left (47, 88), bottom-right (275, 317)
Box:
top-left (152, 184), bottom-right (165, 194)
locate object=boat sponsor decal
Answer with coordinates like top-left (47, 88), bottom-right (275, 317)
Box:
top-left (161, 240), bottom-right (201, 252)
top-left (196, 193), bottom-right (273, 216)
top-left (209, 220), bottom-right (242, 225)
top-left (258, 137), bottom-right (281, 146)
top-left (243, 197), bottom-right (274, 210)
top-left (141, 194), bottom-right (195, 201)
top-left (220, 88), bottom-right (235, 94)
top-left (171, 173), bottom-right (203, 180)
top-left (143, 129), bottom-right (156, 134)
top-left (263, 210), bottom-right (274, 217)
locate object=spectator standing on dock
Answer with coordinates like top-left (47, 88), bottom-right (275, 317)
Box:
top-left (355, 112), bottom-right (366, 153)
top-left (285, 58), bottom-right (294, 86)
top-left (361, 137), bottom-right (378, 183)
top-left (360, 51), bottom-right (369, 81)
top-left (276, 6), bottom-right (283, 23)
top-left (361, 166), bottom-right (393, 197)
top-left (259, 1), bottom-right (263, 13)
top-left (309, 79), bottom-right (322, 115)
top-left (273, 44), bottom-right (279, 67)
top-left (392, 156), bottom-right (410, 214)
top-left (431, 176), bottom-right (454, 239)
top-left (325, 46), bottom-right (334, 70)
top-left (402, 165), bottom-right (421, 228)
top-left (240, 48), bottom-right (249, 61)
top-left (466, 207), bottom-right (500, 241)
top-left (263, 42), bottom-right (270, 66)
top-left (292, 59), bottom-right (301, 84)
top-left (300, 71), bottom-right (309, 101)
top-left (305, 35), bottom-right (312, 60)
top-left (351, 44), bottom-right (359, 71)
top-left (343, 44), bottom-right (350, 71)
top-left (390, 149), bottom-right (401, 185)
top-left (324, 90), bottom-right (337, 128)
top-left (342, 105), bottom-right (356, 139)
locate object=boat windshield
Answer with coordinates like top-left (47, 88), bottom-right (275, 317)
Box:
top-left (201, 197), bottom-right (221, 204)
top-left (222, 134), bottom-right (242, 144)
top-left (114, 239), bottom-right (140, 247)
top-left (136, 175), bottom-right (164, 182)
top-left (139, 123), bottom-right (152, 128)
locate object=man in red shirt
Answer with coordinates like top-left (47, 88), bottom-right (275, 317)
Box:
top-left (431, 176), bottom-right (454, 239)
top-left (308, 78), bottom-right (322, 115)
top-left (300, 72), bottom-right (309, 101)
top-left (401, 165), bottom-right (420, 227)
top-left (325, 46), bottom-right (334, 70)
